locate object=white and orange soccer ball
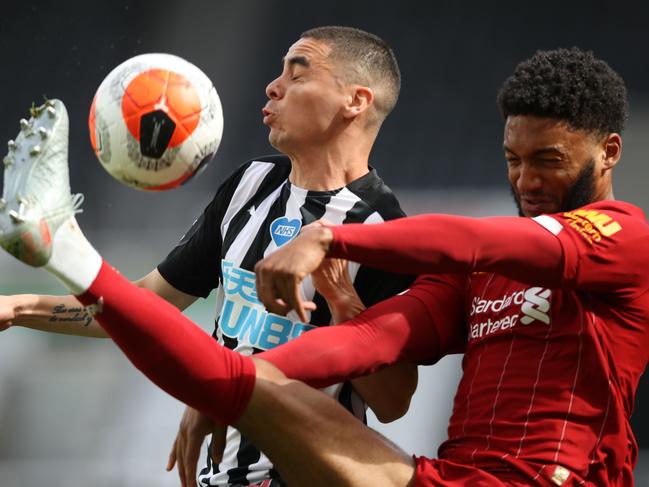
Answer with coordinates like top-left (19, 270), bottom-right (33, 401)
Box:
top-left (88, 53), bottom-right (223, 191)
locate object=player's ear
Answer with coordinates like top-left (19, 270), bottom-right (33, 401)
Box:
top-left (343, 85), bottom-right (373, 119)
top-left (602, 133), bottom-right (622, 170)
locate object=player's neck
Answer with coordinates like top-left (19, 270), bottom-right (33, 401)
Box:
top-left (593, 177), bottom-right (615, 203)
top-left (287, 148), bottom-right (370, 191)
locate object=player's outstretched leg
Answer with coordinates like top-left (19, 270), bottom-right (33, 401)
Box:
top-left (0, 100), bottom-right (255, 425)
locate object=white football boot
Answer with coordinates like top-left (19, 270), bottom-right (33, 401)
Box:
top-left (0, 99), bottom-right (83, 267)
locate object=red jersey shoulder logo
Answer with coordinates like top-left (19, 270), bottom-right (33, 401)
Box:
top-left (562, 209), bottom-right (622, 245)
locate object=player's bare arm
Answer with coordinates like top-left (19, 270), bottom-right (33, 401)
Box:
top-left (0, 268), bottom-right (198, 337)
top-left (0, 293), bottom-right (105, 336)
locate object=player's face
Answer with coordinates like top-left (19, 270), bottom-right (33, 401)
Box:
top-left (504, 116), bottom-right (616, 217)
top-left (263, 38), bottom-right (350, 152)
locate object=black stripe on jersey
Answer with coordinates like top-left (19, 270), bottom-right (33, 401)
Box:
top-left (338, 382), bottom-right (366, 422)
top-left (298, 190), bottom-right (336, 224)
top-left (200, 437), bottom-right (224, 482)
top-left (311, 191), bottom-right (380, 326)
top-left (343, 198), bottom-right (377, 224)
top-left (239, 183), bottom-right (292, 271)
top-left (229, 433), bottom-right (261, 484)
top-left (223, 334), bottom-right (238, 350)
top-left (222, 165), bottom-right (290, 257)
top-left (309, 292), bottom-right (332, 327)
top-left (344, 184), bottom-right (415, 309)
top-left (200, 444), bottom-right (218, 483)
top-left (215, 314), bottom-right (239, 351)
top-left (345, 169), bottom-right (406, 221)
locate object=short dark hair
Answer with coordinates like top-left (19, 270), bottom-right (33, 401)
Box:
top-left (301, 26), bottom-right (400, 122)
top-left (497, 47), bottom-right (628, 135)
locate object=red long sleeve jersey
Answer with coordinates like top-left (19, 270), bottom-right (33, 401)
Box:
top-left (261, 201), bottom-right (649, 485)
top-left (332, 201), bottom-right (649, 486)
top-left (440, 263), bottom-right (646, 486)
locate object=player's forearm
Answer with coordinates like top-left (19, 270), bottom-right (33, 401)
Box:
top-left (11, 294), bottom-right (108, 338)
top-left (326, 291), bottom-right (366, 326)
top-left (329, 215), bottom-right (565, 287)
top-left (259, 293), bottom-right (440, 388)
top-left (351, 362), bottom-right (418, 423)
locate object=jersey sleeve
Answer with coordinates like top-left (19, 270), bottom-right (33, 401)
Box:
top-left (403, 273), bottom-right (468, 359)
top-left (328, 213), bottom-right (566, 288)
top-left (532, 203), bottom-right (649, 298)
top-left (327, 204), bottom-right (649, 295)
top-left (157, 162), bottom-right (252, 298)
top-left (157, 197), bottom-right (223, 298)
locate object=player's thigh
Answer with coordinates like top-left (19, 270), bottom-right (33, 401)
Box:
top-left (237, 359), bottom-right (416, 487)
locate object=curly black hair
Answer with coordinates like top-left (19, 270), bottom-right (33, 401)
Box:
top-left (497, 47), bottom-right (628, 135)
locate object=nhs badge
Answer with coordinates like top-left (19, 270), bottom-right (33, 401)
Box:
top-left (270, 217), bottom-right (302, 247)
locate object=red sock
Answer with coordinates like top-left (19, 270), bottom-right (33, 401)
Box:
top-left (76, 260), bottom-right (255, 425)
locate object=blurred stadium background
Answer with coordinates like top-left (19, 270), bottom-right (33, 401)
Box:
top-left (1, 1), bottom-right (649, 485)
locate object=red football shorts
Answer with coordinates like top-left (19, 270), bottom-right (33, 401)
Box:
top-left (414, 457), bottom-right (531, 486)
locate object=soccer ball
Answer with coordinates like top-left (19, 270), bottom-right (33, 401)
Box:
top-left (88, 53), bottom-right (223, 191)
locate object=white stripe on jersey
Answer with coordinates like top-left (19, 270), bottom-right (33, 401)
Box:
top-left (362, 209), bottom-right (385, 224)
top-left (320, 187), bottom-right (380, 287)
top-left (221, 161), bottom-right (275, 239)
top-left (223, 183), bottom-right (284, 265)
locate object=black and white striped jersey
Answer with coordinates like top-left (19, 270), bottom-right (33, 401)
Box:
top-left (158, 155), bottom-right (413, 486)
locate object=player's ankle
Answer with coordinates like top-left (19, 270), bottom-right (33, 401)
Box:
top-left (44, 216), bottom-right (102, 295)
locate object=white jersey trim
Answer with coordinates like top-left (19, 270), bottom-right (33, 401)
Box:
top-left (533, 214), bottom-right (563, 236)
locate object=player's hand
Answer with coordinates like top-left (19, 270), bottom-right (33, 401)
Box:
top-left (305, 220), bottom-right (353, 305)
top-left (0, 296), bottom-right (17, 332)
top-left (311, 256), bottom-right (352, 303)
top-left (167, 406), bottom-right (226, 487)
top-left (255, 224), bottom-right (334, 321)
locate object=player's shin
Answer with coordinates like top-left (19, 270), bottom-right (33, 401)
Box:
top-left (35, 213), bottom-right (255, 425)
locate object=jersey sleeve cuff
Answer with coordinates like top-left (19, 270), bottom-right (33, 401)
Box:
top-left (156, 263), bottom-right (211, 299)
top-left (329, 225), bottom-right (348, 257)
